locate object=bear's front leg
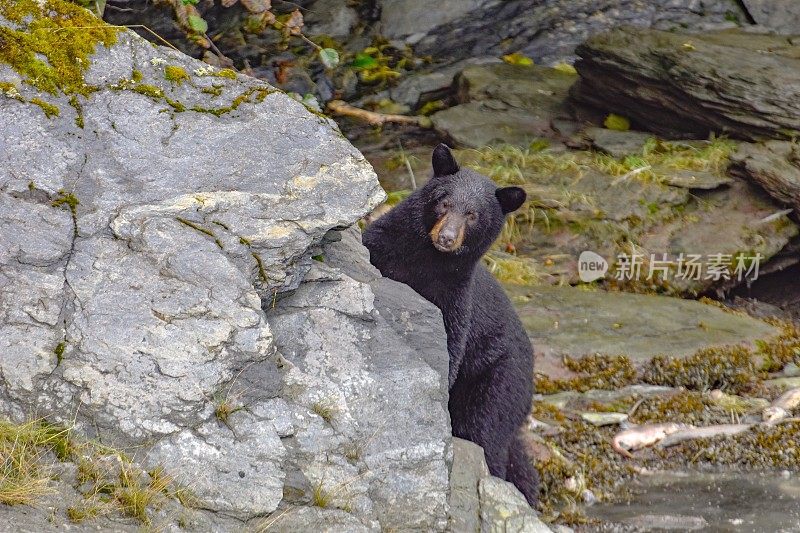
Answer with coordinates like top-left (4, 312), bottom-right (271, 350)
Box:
top-left (448, 354), bottom-right (529, 480)
top-left (440, 289), bottom-right (473, 389)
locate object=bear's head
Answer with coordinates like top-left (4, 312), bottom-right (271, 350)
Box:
top-left (420, 144), bottom-right (526, 257)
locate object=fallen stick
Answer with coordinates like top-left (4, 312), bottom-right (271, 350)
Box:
top-left (326, 100), bottom-right (425, 127)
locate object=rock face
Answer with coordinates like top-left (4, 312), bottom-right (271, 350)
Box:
top-left (449, 438), bottom-right (551, 533)
top-left (259, 228), bottom-right (451, 531)
top-left (431, 63), bottom-right (577, 148)
top-left (0, 2), bottom-right (460, 530)
top-left (379, 0), bottom-right (744, 66)
top-left (104, 0), bottom-right (745, 108)
top-left (729, 141), bottom-right (800, 210)
top-left (571, 27), bottom-right (800, 141)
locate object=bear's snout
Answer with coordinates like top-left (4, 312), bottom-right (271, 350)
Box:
top-left (430, 214), bottom-right (465, 253)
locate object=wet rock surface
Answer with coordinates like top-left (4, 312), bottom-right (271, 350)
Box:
top-left (587, 472), bottom-right (800, 531)
top-left (508, 284), bottom-right (778, 371)
top-left (378, 0), bottom-right (744, 66)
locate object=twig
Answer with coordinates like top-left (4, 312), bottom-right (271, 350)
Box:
top-left (50, 24), bottom-right (180, 52)
top-left (627, 397), bottom-right (645, 418)
top-left (398, 139), bottom-right (417, 190)
top-left (327, 100), bottom-right (423, 127)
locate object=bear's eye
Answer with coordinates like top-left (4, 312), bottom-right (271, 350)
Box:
top-left (466, 212), bottom-right (477, 222)
top-left (441, 199), bottom-right (451, 209)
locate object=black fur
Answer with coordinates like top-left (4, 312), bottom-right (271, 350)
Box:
top-left (362, 144), bottom-right (539, 505)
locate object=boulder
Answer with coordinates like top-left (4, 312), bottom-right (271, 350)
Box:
top-left (431, 64), bottom-right (577, 148)
top-left (741, 0), bottom-right (800, 34)
top-left (0, 2), bottom-right (456, 530)
top-left (571, 27), bottom-right (800, 141)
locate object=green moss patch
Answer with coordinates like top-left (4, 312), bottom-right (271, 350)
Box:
top-left (0, 0), bottom-right (119, 96)
top-left (29, 97), bottom-right (59, 118)
top-left (164, 65), bottom-right (189, 85)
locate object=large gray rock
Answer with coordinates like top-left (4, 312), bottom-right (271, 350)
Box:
top-left (259, 228), bottom-right (451, 531)
top-left (509, 285), bottom-right (779, 366)
top-left (0, 3), bottom-right (453, 530)
top-left (741, 0), bottom-right (800, 34)
top-left (571, 27), bottom-right (800, 141)
top-left (478, 477), bottom-right (551, 533)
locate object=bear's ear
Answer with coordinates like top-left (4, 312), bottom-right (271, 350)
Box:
top-left (496, 186), bottom-right (526, 215)
top-left (432, 143), bottom-right (459, 177)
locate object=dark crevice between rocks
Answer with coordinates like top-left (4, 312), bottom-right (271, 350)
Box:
top-left (732, 0), bottom-right (758, 24)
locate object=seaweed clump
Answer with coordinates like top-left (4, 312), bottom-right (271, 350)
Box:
top-left (675, 421), bottom-right (800, 470)
top-left (631, 391), bottom-right (720, 426)
top-left (641, 345), bottom-right (757, 393)
top-left (536, 354), bottom-right (636, 394)
top-left (536, 418), bottom-right (636, 523)
top-left (757, 318), bottom-right (800, 372)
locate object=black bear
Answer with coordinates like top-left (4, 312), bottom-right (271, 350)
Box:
top-left (363, 144), bottom-right (539, 505)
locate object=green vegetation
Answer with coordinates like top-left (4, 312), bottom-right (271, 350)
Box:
top-left (676, 421), bottom-right (800, 469)
top-left (310, 480), bottom-right (331, 508)
top-left (0, 420), bottom-right (68, 505)
top-left (30, 97), bottom-right (59, 118)
top-left (164, 65), bottom-right (190, 85)
top-left (214, 68), bottom-right (237, 80)
top-left (53, 341), bottom-right (66, 366)
top-left (0, 418), bottom-right (192, 525)
top-left (483, 252), bottom-right (540, 285)
top-left (0, 0), bottom-right (118, 95)
top-left (536, 417), bottom-right (636, 524)
top-left (757, 318), bottom-right (800, 372)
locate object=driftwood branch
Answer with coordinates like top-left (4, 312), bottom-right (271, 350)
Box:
top-left (326, 100), bottom-right (426, 127)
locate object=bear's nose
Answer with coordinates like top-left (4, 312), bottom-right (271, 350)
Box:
top-left (438, 231), bottom-right (456, 249)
